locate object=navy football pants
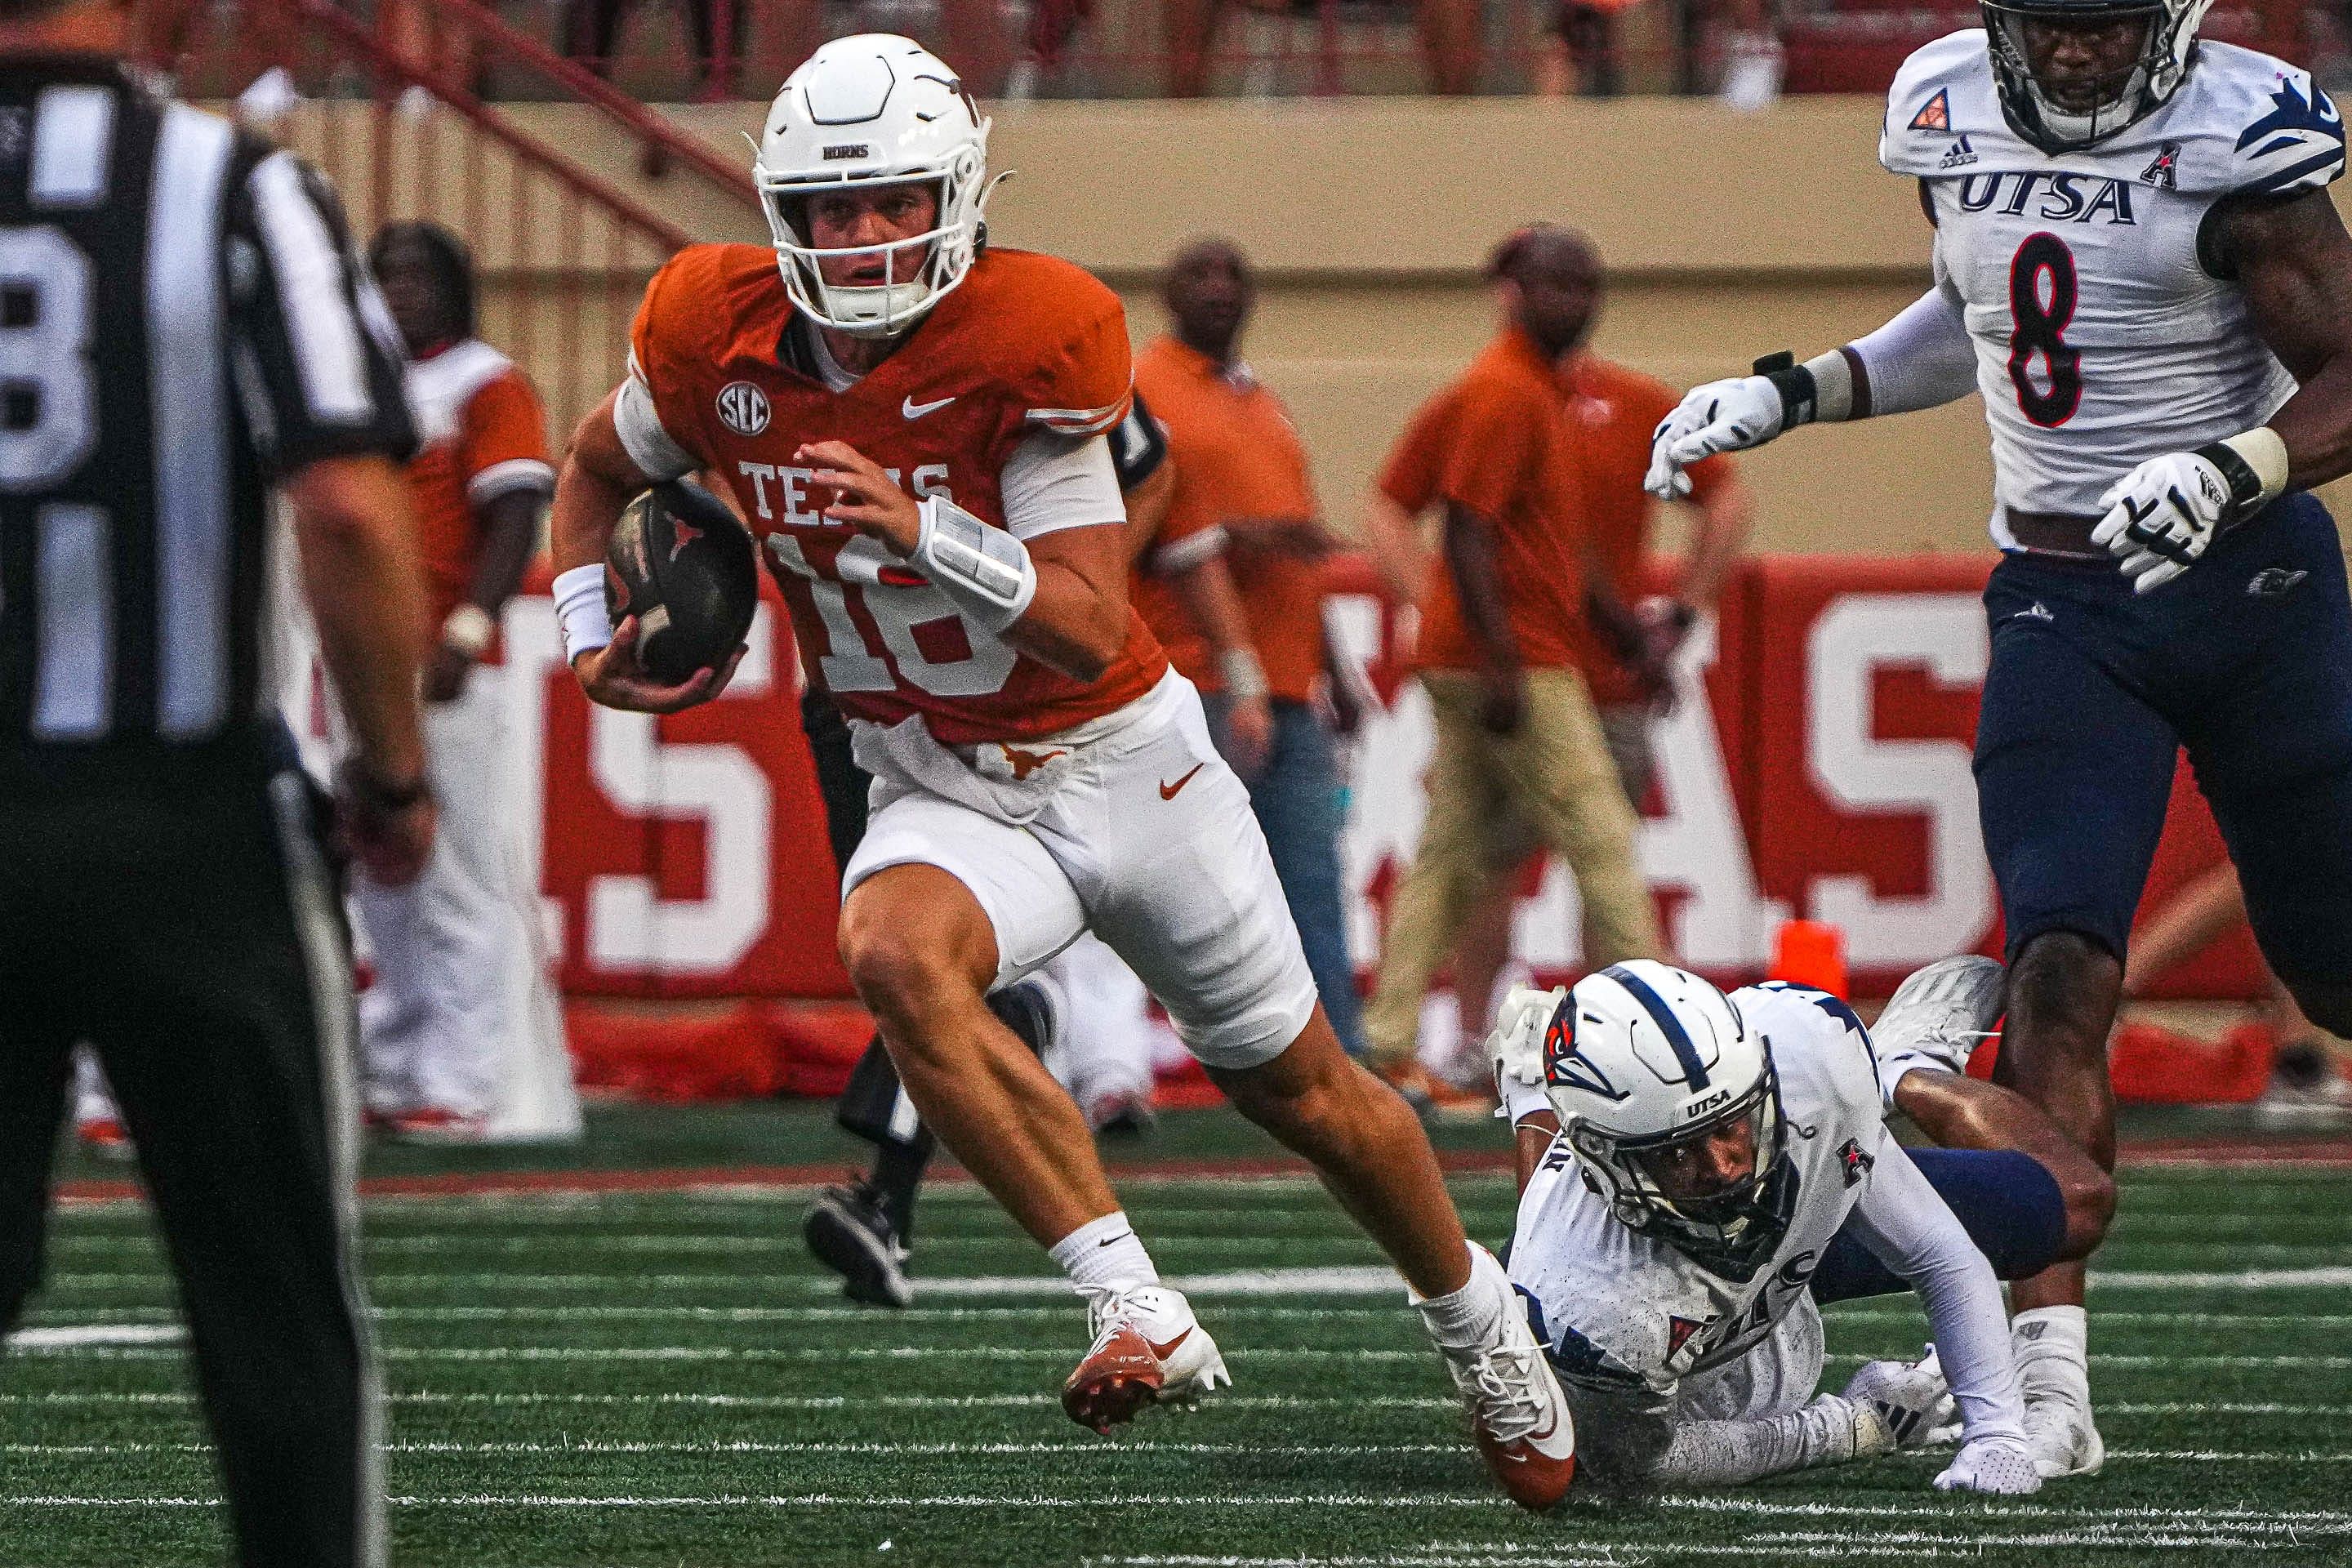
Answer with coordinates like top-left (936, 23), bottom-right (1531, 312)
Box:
top-left (1811, 1147), bottom-right (2068, 1303)
top-left (1974, 492), bottom-right (2352, 994)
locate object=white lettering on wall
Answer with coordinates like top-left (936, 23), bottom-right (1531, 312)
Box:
top-left (586, 605), bottom-right (777, 973)
top-left (1642, 619), bottom-right (1788, 966)
top-left (1805, 593), bottom-right (1993, 962)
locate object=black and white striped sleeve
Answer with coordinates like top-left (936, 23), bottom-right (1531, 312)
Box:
top-left (224, 145), bottom-right (415, 475)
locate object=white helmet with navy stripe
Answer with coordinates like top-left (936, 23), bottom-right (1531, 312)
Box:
top-left (1542, 961), bottom-right (1797, 1273)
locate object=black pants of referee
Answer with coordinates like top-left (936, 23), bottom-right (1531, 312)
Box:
top-left (0, 735), bottom-right (380, 1568)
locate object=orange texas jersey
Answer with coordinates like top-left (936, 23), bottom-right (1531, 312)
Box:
top-left (629, 243), bottom-right (1167, 746)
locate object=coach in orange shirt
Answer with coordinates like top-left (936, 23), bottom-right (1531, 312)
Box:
top-left (1361, 224), bottom-right (1665, 1098)
top-left (352, 221), bottom-right (573, 1143)
top-left (1441, 230), bottom-right (1756, 1054)
top-left (1131, 238), bottom-right (1369, 1058)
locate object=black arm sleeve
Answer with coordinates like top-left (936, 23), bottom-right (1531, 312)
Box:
top-left (1107, 389), bottom-right (1168, 493)
top-left (224, 145), bottom-right (416, 476)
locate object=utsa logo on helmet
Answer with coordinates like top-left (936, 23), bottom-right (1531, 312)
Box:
top-left (1544, 1000), bottom-right (1628, 1102)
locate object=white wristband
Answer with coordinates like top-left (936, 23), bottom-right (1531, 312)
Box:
top-left (2220, 425), bottom-right (2291, 506)
top-left (913, 494), bottom-right (1038, 633)
top-left (554, 563), bottom-right (612, 664)
top-left (1219, 648), bottom-right (1269, 700)
top-left (1801, 350), bottom-right (1855, 422)
top-left (441, 603), bottom-right (494, 660)
top-left (1499, 1073), bottom-right (1552, 1127)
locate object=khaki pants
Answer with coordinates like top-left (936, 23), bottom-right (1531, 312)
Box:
top-left (1365, 666), bottom-right (1662, 1067)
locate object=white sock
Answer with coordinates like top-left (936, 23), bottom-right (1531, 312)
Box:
top-left (2011, 1304), bottom-right (2090, 1402)
top-left (1414, 1243), bottom-right (1508, 1351)
top-left (1644, 1398), bottom-right (1860, 1490)
top-left (1877, 1054), bottom-right (1926, 1107)
top-left (1049, 1210), bottom-right (1160, 1292)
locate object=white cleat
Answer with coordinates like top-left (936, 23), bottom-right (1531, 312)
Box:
top-left (1432, 1250), bottom-right (1577, 1511)
top-left (2021, 1389), bottom-right (2105, 1478)
top-left (1871, 955), bottom-right (2007, 1107)
top-left (1061, 1284), bottom-right (1228, 1434)
top-left (1936, 1433), bottom-right (2044, 1494)
top-left (1842, 1345), bottom-right (1959, 1449)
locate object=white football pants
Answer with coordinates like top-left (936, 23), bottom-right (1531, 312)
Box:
top-left (350, 673), bottom-right (575, 1133)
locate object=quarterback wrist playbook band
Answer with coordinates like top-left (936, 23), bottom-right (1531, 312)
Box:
top-left (555, 563), bottom-right (613, 662)
top-left (914, 494), bottom-right (1038, 632)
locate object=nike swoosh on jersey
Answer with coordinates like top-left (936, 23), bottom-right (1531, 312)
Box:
top-left (1159, 764), bottom-right (1205, 800)
top-left (902, 394), bottom-right (957, 419)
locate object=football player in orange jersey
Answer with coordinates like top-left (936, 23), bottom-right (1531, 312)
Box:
top-left (546, 33), bottom-right (1575, 1508)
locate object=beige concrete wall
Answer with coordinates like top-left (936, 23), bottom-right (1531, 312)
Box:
top-left (673, 94), bottom-right (1985, 553)
top-left (295, 92), bottom-right (2345, 553)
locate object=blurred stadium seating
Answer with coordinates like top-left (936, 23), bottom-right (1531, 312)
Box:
top-left (130, 0), bottom-right (2337, 103)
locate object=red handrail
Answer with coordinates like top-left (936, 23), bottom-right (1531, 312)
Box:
top-left (394, 0), bottom-right (762, 217)
top-left (287, 0), bottom-right (695, 252)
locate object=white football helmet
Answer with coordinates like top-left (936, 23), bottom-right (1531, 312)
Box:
top-left (751, 34), bottom-right (997, 339)
top-left (1980, 0), bottom-right (2212, 154)
top-left (1541, 961), bottom-right (1796, 1276)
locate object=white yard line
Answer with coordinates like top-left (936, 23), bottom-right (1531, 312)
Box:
top-left (4, 1494), bottom-right (2345, 1530)
top-left (22, 1303), bottom-right (2352, 1330)
top-left (38, 1261), bottom-right (2352, 1297)
top-left (18, 1339), bottom-right (2352, 1371)
top-left (5, 1438), bottom-right (2345, 1463)
top-left (0, 1439), bottom-right (1458, 1458)
top-left (2, 1324), bottom-right (180, 1348)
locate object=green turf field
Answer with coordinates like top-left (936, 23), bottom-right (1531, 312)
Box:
top-left (7, 1107), bottom-right (2352, 1566)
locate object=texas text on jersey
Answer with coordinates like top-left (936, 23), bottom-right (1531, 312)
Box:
top-left (1881, 30), bottom-right (2345, 531)
top-left (617, 240), bottom-right (1167, 744)
top-left (1509, 982), bottom-right (1886, 1396)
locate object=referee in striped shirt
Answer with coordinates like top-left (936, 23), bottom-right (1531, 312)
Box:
top-left (0, 5), bottom-right (429, 1566)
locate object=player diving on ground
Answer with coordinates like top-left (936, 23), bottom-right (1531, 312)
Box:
top-left (1644, 0), bottom-right (2352, 1477)
top-left (1492, 959), bottom-right (2109, 1494)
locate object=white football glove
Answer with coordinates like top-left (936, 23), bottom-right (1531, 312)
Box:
top-left (1842, 1347), bottom-right (1958, 1450)
top-left (1934, 1433), bottom-right (2043, 1494)
top-left (2089, 449), bottom-right (2236, 594)
top-left (1489, 982), bottom-right (1567, 1099)
top-left (1645, 375), bottom-right (1786, 499)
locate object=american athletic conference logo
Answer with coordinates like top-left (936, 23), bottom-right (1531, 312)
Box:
top-left (716, 381), bottom-right (771, 437)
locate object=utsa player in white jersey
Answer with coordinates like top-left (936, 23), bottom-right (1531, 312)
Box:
top-left (1646, 0), bottom-right (2352, 1477)
top-left (549, 35), bottom-right (1574, 1508)
top-left (1494, 961), bottom-right (2096, 1495)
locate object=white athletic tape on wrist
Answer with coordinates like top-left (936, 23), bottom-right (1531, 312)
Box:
top-left (554, 563), bottom-right (612, 663)
top-left (914, 494), bottom-right (1037, 633)
top-left (2220, 425), bottom-right (2290, 506)
top-left (1802, 350), bottom-right (1855, 422)
top-left (1499, 1074), bottom-right (1551, 1127)
top-left (1219, 648), bottom-right (1269, 700)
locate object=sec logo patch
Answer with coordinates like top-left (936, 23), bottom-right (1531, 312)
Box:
top-left (716, 381), bottom-right (770, 437)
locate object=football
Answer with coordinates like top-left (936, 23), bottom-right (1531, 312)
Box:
top-left (604, 479), bottom-right (760, 684)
